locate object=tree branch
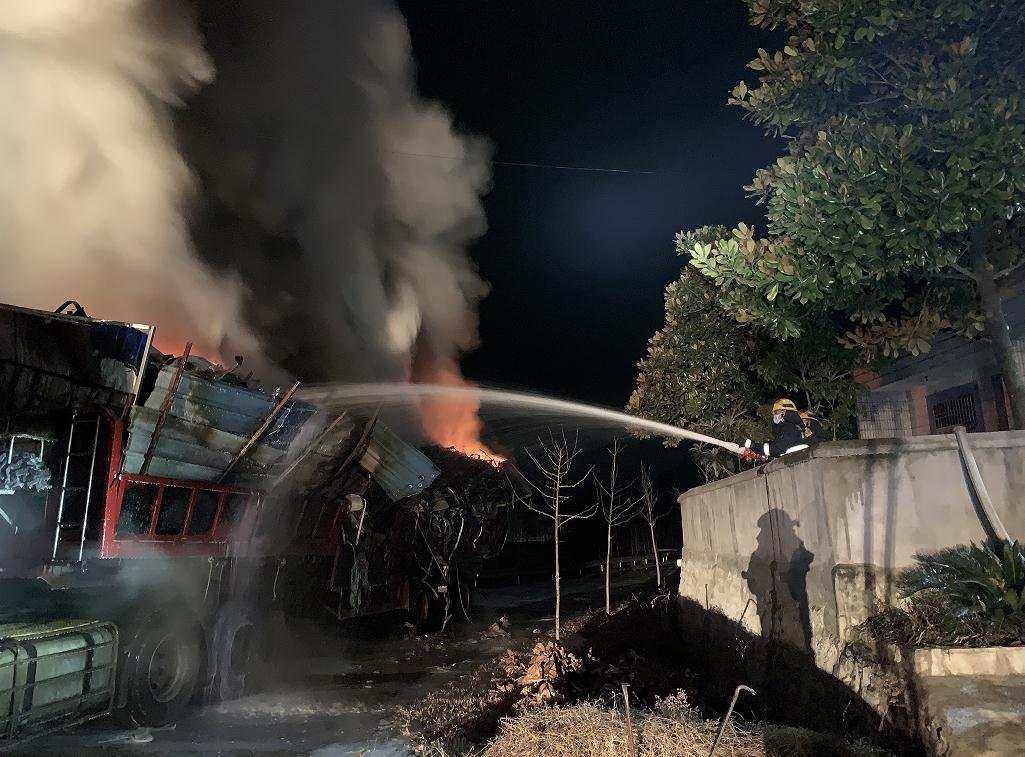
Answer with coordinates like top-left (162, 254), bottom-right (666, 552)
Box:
top-left (928, 271), bottom-right (973, 283)
top-left (519, 496), bottom-right (556, 520)
top-left (995, 257), bottom-right (1025, 280)
top-left (560, 501), bottom-right (599, 523)
top-left (880, 52), bottom-right (911, 78)
top-left (949, 261), bottom-right (978, 281)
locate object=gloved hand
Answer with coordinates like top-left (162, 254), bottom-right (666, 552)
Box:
top-left (738, 440), bottom-right (768, 463)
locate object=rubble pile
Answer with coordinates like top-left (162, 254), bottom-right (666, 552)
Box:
top-left (424, 445), bottom-right (517, 512)
top-left (495, 642), bottom-right (584, 708)
top-left (492, 639), bottom-right (686, 712)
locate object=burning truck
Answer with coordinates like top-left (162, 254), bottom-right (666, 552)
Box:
top-left (0, 301), bottom-right (516, 744)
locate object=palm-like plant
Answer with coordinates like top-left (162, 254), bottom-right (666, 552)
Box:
top-left (900, 541), bottom-right (1025, 626)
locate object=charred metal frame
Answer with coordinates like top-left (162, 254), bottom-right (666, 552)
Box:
top-left (97, 414), bottom-right (263, 559)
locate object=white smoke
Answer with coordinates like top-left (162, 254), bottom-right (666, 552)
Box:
top-left (0, 0), bottom-right (491, 396)
top-left (0, 0), bottom-right (260, 361)
top-left (187, 0), bottom-right (492, 383)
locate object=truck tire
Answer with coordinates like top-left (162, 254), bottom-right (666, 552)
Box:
top-left (117, 610), bottom-right (204, 727)
top-left (206, 601), bottom-right (255, 702)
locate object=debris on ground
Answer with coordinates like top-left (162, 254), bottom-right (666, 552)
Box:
top-left (496, 642), bottom-right (584, 708)
top-left (482, 615), bottom-right (511, 638)
top-left (97, 725), bottom-right (178, 745)
top-left (402, 591), bottom-right (897, 756)
top-left (482, 698), bottom-right (886, 757)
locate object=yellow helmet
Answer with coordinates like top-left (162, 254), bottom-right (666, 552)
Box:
top-left (772, 398), bottom-right (798, 414)
top-left (800, 410), bottom-right (819, 422)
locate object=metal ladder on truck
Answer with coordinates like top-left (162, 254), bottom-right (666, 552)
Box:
top-left (51, 413), bottom-right (101, 563)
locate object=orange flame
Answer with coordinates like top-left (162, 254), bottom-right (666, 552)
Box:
top-left (415, 363), bottom-right (505, 466)
top-left (151, 331), bottom-right (230, 368)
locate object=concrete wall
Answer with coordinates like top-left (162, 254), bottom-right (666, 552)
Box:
top-left (677, 431), bottom-right (1025, 671)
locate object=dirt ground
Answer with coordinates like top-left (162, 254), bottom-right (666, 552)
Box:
top-left (9, 571), bottom-right (657, 757)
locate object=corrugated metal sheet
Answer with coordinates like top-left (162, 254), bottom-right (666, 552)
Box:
top-left (123, 366), bottom-right (437, 498)
top-left (123, 366), bottom-right (316, 486)
top-left (360, 422), bottom-right (439, 500)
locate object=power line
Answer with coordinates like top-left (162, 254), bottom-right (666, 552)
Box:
top-left (493, 159), bottom-right (653, 175)
top-left (388, 150), bottom-right (656, 175)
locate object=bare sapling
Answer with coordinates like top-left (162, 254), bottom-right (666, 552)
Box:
top-left (520, 429), bottom-right (596, 641)
top-left (640, 465), bottom-right (669, 588)
top-left (595, 439), bottom-right (642, 614)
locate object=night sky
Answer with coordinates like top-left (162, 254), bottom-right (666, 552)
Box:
top-left (398, 0), bottom-right (784, 408)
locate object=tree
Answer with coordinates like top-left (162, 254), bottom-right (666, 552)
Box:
top-left (594, 439), bottom-right (643, 614)
top-left (639, 465), bottom-right (671, 589)
top-left (520, 430), bottom-right (596, 641)
top-left (629, 227), bottom-right (859, 481)
top-left (750, 323), bottom-right (861, 440)
top-left (687, 0), bottom-right (1025, 426)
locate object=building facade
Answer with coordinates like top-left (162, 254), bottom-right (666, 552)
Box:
top-left (854, 291), bottom-right (1025, 438)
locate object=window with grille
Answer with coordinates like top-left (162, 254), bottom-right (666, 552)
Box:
top-left (857, 394), bottom-right (912, 439)
top-left (928, 383), bottom-right (982, 433)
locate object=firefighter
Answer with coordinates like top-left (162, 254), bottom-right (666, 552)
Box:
top-left (800, 409), bottom-right (830, 444)
top-left (740, 398), bottom-right (808, 461)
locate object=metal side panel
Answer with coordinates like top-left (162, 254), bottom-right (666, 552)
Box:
top-left (143, 368), bottom-right (315, 449)
top-left (0, 302), bottom-right (150, 414)
top-left (123, 408), bottom-right (286, 478)
top-left (360, 422), bottom-right (439, 501)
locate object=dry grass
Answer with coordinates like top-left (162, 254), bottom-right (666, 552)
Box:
top-left (482, 699), bottom-right (886, 757)
top-left (399, 662), bottom-right (511, 746)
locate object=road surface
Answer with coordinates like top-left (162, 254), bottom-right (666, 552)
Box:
top-left (10, 570), bottom-right (660, 756)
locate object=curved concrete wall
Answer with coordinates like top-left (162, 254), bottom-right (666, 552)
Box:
top-left (677, 431), bottom-right (1025, 668)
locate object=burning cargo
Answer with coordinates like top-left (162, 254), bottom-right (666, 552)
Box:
top-left (0, 301), bottom-right (516, 744)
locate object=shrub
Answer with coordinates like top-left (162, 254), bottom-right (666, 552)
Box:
top-left (864, 541), bottom-right (1025, 647)
top-left (901, 541), bottom-right (1025, 626)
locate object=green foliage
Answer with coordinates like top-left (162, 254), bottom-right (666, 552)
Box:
top-left (901, 541), bottom-right (1025, 625)
top-left (629, 228), bottom-right (859, 481)
top-left (865, 541), bottom-right (1025, 647)
top-left (688, 0), bottom-right (1025, 364)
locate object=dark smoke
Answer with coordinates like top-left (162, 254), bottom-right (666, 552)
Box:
top-left (183, 0), bottom-right (493, 382)
top-left (0, 1), bottom-right (492, 388)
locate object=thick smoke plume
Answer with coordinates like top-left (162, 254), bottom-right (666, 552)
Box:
top-left (185, 0), bottom-right (492, 392)
top-left (0, 1), bottom-right (259, 360)
top-left (0, 0), bottom-right (494, 449)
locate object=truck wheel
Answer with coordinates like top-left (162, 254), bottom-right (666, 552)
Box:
top-left (117, 611), bottom-right (204, 727)
top-left (207, 602), bottom-right (255, 702)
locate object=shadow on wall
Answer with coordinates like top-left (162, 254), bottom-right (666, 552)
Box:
top-left (743, 509), bottom-right (814, 653)
top-left (674, 591), bottom-right (922, 754)
top-left (676, 505), bottom-right (922, 753)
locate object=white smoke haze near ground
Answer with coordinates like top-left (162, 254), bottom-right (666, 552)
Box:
top-left (188, 0), bottom-right (492, 388)
top-left (0, 0), bottom-right (260, 361)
